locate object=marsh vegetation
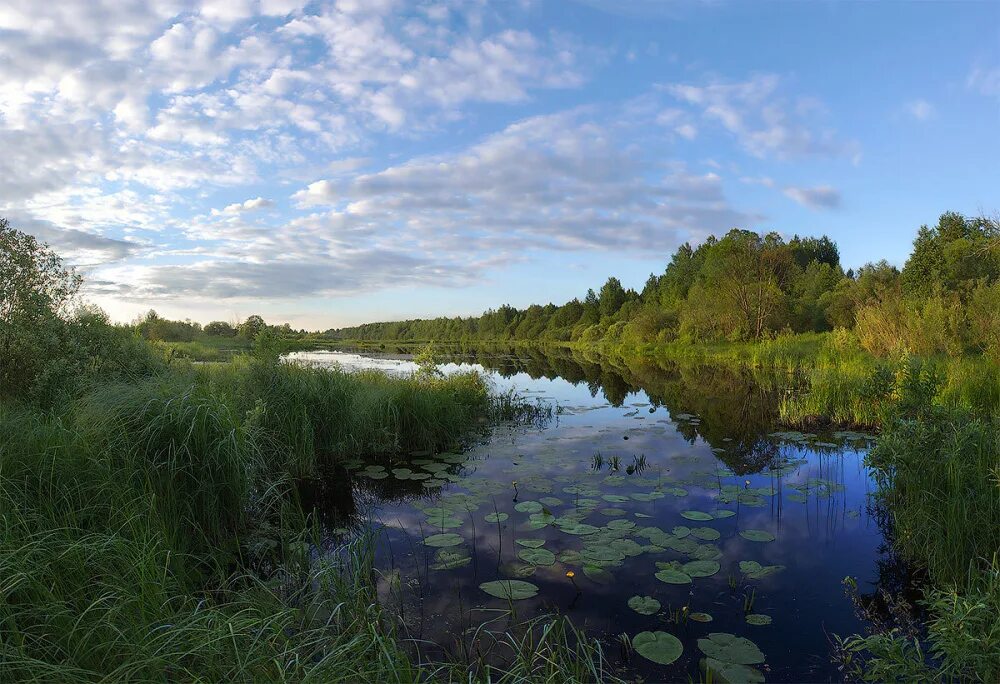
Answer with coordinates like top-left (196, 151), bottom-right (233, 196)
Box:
top-left (3, 215), bottom-right (999, 682)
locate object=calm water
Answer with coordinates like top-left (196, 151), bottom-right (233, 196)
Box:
top-left (288, 348), bottom-right (888, 683)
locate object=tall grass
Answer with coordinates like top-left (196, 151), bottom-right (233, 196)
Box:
top-left (1, 354), bottom-right (597, 682)
top-left (836, 365), bottom-right (1000, 680)
top-left (198, 357), bottom-right (494, 476)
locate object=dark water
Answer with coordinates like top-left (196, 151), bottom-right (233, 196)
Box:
top-left (290, 347), bottom-right (889, 683)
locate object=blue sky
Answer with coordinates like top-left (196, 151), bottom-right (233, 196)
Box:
top-left (2, 0), bottom-right (999, 329)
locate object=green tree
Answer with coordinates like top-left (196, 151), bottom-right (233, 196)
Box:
top-left (598, 277), bottom-right (628, 319)
top-left (204, 321), bottom-right (236, 337)
top-left (239, 315), bottom-right (267, 340)
top-left (1, 218), bottom-right (81, 398)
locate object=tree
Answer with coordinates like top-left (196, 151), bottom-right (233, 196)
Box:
top-left (238, 315), bottom-right (267, 340)
top-left (598, 277), bottom-right (628, 319)
top-left (204, 321), bottom-right (236, 337)
top-left (1, 218), bottom-right (82, 398)
top-left (1, 217), bottom-right (81, 326)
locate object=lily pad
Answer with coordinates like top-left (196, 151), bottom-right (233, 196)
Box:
top-left (702, 658), bottom-right (765, 684)
top-left (628, 595), bottom-right (661, 615)
top-left (739, 530), bottom-right (775, 543)
top-left (655, 568), bottom-right (692, 584)
top-left (516, 538), bottom-right (546, 548)
top-left (606, 519), bottom-right (636, 531)
top-left (689, 612), bottom-right (713, 623)
top-left (558, 522), bottom-right (599, 536)
top-left (711, 509), bottom-right (736, 519)
top-left (683, 560), bottom-right (721, 577)
top-left (485, 512), bottom-right (508, 523)
top-left (430, 548), bottom-right (471, 570)
top-left (739, 560), bottom-right (785, 580)
top-left (426, 512), bottom-right (463, 528)
top-left (558, 549), bottom-right (583, 564)
top-left (745, 614), bottom-right (772, 626)
top-left (514, 501), bottom-right (542, 514)
top-left (681, 511), bottom-right (714, 521)
top-left (479, 580), bottom-right (539, 600)
top-left (518, 548), bottom-right (556, 566)
top-left (672, 525), bottom-right (692, 538)
top-left (582, 563), bottom-right (614, 584)
top-left (697, 633), bottom-right (765, 665)
top-left (423, 533), bottom-right (464, 547)
top-left (691, 527), bottom-right (721, 541)
top-left (633, 631), bottom-right (684, 665)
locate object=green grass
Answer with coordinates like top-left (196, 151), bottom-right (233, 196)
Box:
top-left (835, 368), bottom-right (1000, 681)
top-left (0, 353), bottom-right (598, 683)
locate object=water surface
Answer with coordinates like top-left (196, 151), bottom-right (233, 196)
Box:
top-left (289, 348), bottom-right (886, 682)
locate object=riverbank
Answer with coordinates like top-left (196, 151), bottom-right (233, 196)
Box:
top-left (1, 344), bottom-right (613, 682)
top-left (312, 333), bottom-right (1000, 428)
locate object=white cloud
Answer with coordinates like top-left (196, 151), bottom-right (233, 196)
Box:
top-left (662, 74), bottom-right (860, 160)
top-left (0, 0), bottom-right (593, 286)
top-left (783, 184), bottom-right (841, 210)
top-left (905, 99), bottom-right (935, 121)
top-left (968, 65), bottom-right (1000, 98)
top-left (293, 110), bottom-right (757, 256)
top-left (215, 197), bottom-right (275, 214)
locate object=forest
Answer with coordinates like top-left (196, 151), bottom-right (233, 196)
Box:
top-left (331, 212), bottom-right (1000, 360)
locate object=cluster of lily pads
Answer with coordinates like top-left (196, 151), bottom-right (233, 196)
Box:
top-left (356, 404), bottom-right (872, 681)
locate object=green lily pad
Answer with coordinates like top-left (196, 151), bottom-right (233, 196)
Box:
top-left (606, 519), bottom-right (636, 531)
top-left (514, 501), bottom-right (542, 514)
top-left (582, 546), bottom-right (626, 563)
top-left (600, 508), bottom-right (627, 517)
top-left (430, 548), bottom-right (471, 570)
top-left (479, 580), bottom-right (538, 600)
top-left (697, 633), bottom-right (765, 665)
top-left (691, 527), bottom-right (721, 541)
top-left (582, 563), bottom-right (614, 584)
top-left (426, 512), bottom-right (463, 528)
top-left (506, 563), bottom-right (537, 578)
top-left (711, 509), bottom-right (736, 519)
top-left (540, 496), bottom-right (563, 507)
top-left (739, 530), bottom-right (775, 543)
top-left (689, 612), bottom-right (713, 623)
top-left (423, 533), bottom-right (464, 547)
top-left (745, 614), bottom-right (772, 626)
top-left (683, 560), bottom-right (721, 577)
top-left (602, 494), bottom-right (631, 503)
top-left (681, 511), bottom-right (714, 521)
top-left (557, 549), bottom-right (583, 564)
top-left (633, 631), bottom-right (684, 665)
top-left (516, 538), bottom-right (545, 548)
top-left (655, 568), bottom-right (692, 584)
top-left (672, 525), bottom-right (692, 538)
top-left (485, 512), bottom-right (508, 523)
top-left (739, 560), bottom-right (785, 580)
top-left (702, 658), bottom-right (765, 684)
top-left (558, 522), bottom-right (599, 536)
top-left (518, 548), bottom-right (556, 566)
top-left (628, 595), bottom-right (661, 615)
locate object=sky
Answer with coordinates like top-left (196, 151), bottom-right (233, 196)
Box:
top-left (2, 0), bottom-right (999, 329)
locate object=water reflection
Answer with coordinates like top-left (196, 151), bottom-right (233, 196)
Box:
top-left (289, 346), bottom-right (883, 683)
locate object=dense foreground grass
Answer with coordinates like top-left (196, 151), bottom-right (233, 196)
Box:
top-left (0, 355), bottom-right (609, 683)
top-left (835, 373), bottom-right (1000, 682)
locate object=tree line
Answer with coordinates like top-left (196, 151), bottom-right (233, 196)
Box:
top-left (330, 212), bottom-right (1000, 358)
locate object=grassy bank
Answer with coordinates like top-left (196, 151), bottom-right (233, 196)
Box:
top-left (833, 369), bottom-right (1000, 681)
top-left (326, 332), bottom-right (1000, 429)
top-left (0, 351), bottom-right (610, 682)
